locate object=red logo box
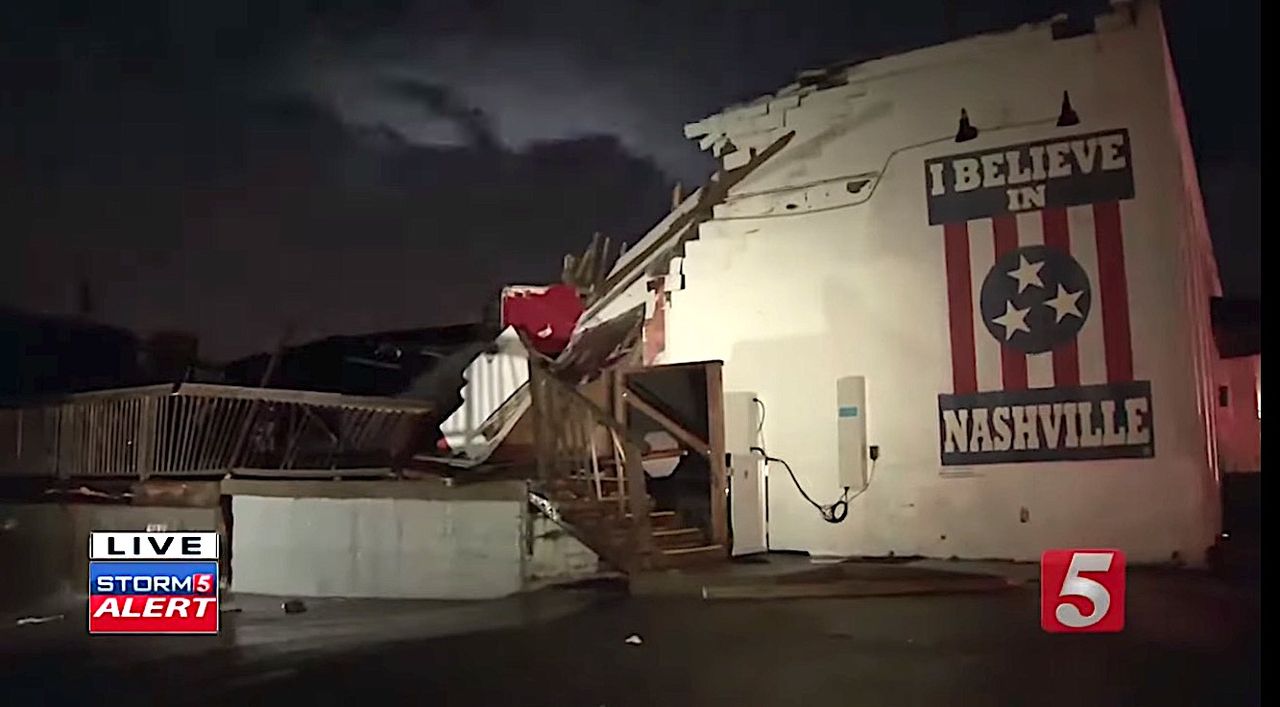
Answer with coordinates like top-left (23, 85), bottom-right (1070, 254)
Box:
top-left (1040, 548), bottom-right (1125, 633)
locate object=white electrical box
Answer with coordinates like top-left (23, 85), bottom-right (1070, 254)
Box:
top-left (723, 391), bottom-right (759, 454)
top-left (724, 391), bottom-right (767, 556)
top-left (836, 376), bottom-right (869, 491)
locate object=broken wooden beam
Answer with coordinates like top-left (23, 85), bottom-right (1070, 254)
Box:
top-left (623, 390), bottom-right (710, 457)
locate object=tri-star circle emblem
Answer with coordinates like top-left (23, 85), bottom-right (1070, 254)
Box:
top-left (979, 244), bottom-right (1092, 354)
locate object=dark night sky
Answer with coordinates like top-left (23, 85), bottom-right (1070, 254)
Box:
top-left (1, 1), bottom-right (1259, 360)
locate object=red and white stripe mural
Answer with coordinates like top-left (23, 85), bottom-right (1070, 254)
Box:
top-left (931, 130), bottom-right (1153, 465)
top-left (942, 204), bottom-right (1133, 391)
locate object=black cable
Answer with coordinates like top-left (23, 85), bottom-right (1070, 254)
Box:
top-left (751, 398), bottom-right (849, 524)
top-left (756, 397), bottom-right (766, 446)
top-left (765, 452), bottom-right (850, 524)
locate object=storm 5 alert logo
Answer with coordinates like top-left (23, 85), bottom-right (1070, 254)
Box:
top-left (88, 532), bottom-right (220, 635)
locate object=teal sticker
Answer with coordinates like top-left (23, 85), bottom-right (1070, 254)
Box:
top-left (838, 406), bottom-right (859, 418)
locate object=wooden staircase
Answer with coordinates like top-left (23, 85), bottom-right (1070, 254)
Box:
top-left (538, 474), bottom-right (725, 571)
top-left (526, 352), bottom-right (727, 574)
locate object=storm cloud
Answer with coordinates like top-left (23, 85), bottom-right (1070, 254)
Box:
top-left (0, 0), bottom-right (1259, 360)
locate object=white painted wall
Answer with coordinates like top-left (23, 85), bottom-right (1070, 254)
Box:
top-left (232, 496), bottom-right (525, 599)
top-left (230, 492), bottom-right (601, 599)
top-left (650, 2), bottom-right (1219, 563)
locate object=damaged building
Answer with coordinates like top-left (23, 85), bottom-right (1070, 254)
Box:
top-left (578, 0), bottom-right (1244, 564)
top-left (0, 0), bottom-right (1258, 606)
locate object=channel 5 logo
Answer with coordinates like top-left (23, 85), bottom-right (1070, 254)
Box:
top-left (1040, 549), bottom-right (1126, 633)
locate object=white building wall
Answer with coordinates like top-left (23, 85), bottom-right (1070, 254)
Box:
top-left (1215, 355), bottom-right (1262, 473)
top-left (660, 3), bottom-right (1219, 563)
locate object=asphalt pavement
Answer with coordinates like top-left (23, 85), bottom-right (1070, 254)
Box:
top-left (1, 565), bottom-right (1260, 706)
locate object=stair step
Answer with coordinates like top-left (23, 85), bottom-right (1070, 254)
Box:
top-left (552, 477), bottom-right (625, 489)
top-left (655, 543), bottom-right (727, 568)
top-left (554, 495), bottom-right (654, 513)
top-left (593, 525), bottom-right (706, 549)
top-left (565, 474), bottom-right (624, 482)
top-left (637, 510), bottom-right (680, 530)
top-left (651, 527), bottom-right (707, 550)
top-left (573, 508), bottom-right (678, 525)
top-left (592, 448), bottom-right (686, 467)
top-left (561, 481), bottom-right (625, 493)
top-left (549, 488), bottom-right (627, 505)
top-left (540, 491), bottom-right (676, 525)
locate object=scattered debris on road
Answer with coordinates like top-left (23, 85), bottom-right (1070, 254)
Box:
top-left (624, 633), bottom-right (643, 645)
top-left (16, 614), bottom-right (65, 626)
top-left (42, 485), bottom-right (132, 501)
top-left (282, 599), bottom-right (307, 614)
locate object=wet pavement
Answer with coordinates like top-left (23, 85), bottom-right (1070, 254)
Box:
top-left (1, 565), bottom-right (1260, 706)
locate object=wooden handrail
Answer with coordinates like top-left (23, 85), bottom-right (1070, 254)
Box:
top-left (527, 361), bottom-right (655, 572)
top-left (1, 386), bottom-right (432, 479)
top-left (537, 371), bottom-right (651, 455)
top-left (172, 384), bottom-right (435, 412)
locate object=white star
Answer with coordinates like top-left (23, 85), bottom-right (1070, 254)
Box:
top-left (992, 301), bottom-right (1031, 340)
top-left (1006, 255), bottom-right (1045, 294)
top-left (1044, 285), bottom-right (1084, 322)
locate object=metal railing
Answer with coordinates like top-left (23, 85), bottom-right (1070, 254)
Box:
top-left (0, 383), bottom-right (434, 479)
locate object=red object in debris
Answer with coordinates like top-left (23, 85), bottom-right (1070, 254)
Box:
top-left (500, 284), bottom-right (584, 356)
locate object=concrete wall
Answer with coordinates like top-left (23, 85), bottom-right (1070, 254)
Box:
top-left (0, 481), bottom-right (602, 609)
top-left (226, 479), bottom-right (598, 600)
top-left (231, 495), bottom-right (525, 599)
top-left (599, 3), bottom-right (1219, 563)
top-left (0, 503), bottom-right (219, 612)
top-left (527, 515), bottom-right (599, 585)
